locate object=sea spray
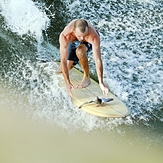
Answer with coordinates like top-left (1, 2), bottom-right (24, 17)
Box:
top-left (0, 0), bottom-right (50, 42)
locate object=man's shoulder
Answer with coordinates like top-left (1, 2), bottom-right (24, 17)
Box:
top-left (87, 30), bottom-right (100, 45)
top-left (67, 19), bottom-right (77, 28)
top-left (88, 27), bottom-right (100, 38)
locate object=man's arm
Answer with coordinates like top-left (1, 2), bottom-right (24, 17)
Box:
top-left (92, 36), bottom-right (109, 96)
top-left (59, 32), bottom-right (74, 97)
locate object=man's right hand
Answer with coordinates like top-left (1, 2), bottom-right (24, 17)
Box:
top-left (66, 83), bottom-right (75, 98)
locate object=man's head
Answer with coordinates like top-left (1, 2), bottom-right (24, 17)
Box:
top-left (74, 19), bottom-right (89, 41)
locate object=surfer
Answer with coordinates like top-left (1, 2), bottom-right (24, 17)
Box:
top-left (57, 19), bottom-right (108, 97)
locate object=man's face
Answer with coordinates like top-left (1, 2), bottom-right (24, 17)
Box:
top-left (74, 27), bottom-right (89, 41)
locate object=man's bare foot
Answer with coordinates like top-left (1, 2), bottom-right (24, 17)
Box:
top-left (77, 78), bottom-right (91, 88)
top-left (55, 67), bottom-right (62, 74)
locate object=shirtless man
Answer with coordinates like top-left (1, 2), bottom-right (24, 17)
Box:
top-left (58, 19), bottom-right (108, 97)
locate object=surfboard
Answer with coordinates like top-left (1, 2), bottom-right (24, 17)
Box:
top-left (57, 65), bottom-right (130, 118)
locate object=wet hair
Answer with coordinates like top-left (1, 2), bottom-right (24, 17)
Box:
top-left (74, 19), bottom-right (88, 33)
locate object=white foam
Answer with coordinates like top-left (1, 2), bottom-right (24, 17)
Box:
top-left (0, 0), bottom-right (50, 42)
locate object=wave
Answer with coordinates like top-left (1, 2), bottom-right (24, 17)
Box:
top-left (0, 0), bottom-right (163, 136)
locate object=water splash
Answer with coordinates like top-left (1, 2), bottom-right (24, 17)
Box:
top-left (0, 0), bottom-right (50, 42)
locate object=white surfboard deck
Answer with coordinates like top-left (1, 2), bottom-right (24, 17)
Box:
top-left (57, 66), bottom-right (130, 118)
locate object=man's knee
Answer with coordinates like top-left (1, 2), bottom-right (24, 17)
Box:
top-left (76, 44), bottom-right (88, 59)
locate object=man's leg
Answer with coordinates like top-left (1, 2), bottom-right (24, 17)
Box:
top-left (56, 60), bottom-right (74, 74)
top-left (56, 42), bottom-right (77, 74)
top-left (67, 60), bottom-right (74, 70)
top-left (76, 44), bottom-right (91, 88)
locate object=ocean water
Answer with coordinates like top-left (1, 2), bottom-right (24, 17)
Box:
top-left (0, 0), bottom-right (163, 161)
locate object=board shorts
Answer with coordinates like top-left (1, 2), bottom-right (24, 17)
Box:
top-left (68, 41), bottom-right (92, 65)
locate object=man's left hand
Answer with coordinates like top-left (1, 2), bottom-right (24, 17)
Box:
top-left (99, 83), bottom-right (109, 96)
